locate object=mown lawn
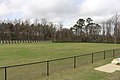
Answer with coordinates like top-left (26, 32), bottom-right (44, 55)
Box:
top-left (0, 43), bottom-right (120, 66)
top-left (40, 58), bottom-right (120, 80)
top-left (0, 43), bottom-right (120, 80)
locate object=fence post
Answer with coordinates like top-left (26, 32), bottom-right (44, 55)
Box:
top-left (5, 67), bottom-right (7, 80)
top-left (47, 61), bottom-right (49, 76)
top-left (113, 50), bottom-right (115, 57)
top-left (92, 53), bottom-right (94, 63)
top-left (74, 56), bottom-right (76, 68)
top-left (104, 51), bottom-right (106, 59)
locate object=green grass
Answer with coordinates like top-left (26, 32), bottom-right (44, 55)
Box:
top-left (0, 43), bottom-right (120, 66)
top-left (0, 43), bottom-right (120, 80)
top-left (40, 58), bottom-right (120, 80)
top-left (0, 58), bottom-right (120, 80)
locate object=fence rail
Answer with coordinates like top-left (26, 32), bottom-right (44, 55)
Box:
top-left (0, 48), bottom-right (120, 80)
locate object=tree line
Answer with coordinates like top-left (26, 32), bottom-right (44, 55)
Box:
top-left (69, 14), bottom-right (120, 44)
top-left (0, 14), bottom-right (120, 44)
top-left (0, 18), bottom-right (73, 43)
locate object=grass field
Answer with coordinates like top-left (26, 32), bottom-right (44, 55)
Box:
top-left (41, 58), bottom-right (120, 80)
top-left (0, 43), bottom-right (120, 66)
top-left (0, 43), bottom-right (120, 80)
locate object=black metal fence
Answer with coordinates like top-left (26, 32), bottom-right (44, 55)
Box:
top-left (0, 48), bottom-right (120, 80)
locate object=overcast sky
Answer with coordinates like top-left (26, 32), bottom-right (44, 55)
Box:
top-left (0, 0), bottom-right (120, 28)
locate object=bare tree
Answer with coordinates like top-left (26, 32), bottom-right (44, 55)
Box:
top-left (105, 19), bottom-right (112, 43)
top-left (111, 13), bottom-right (120, 44)
top-left (101, 21), bottom-right (106, 42)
